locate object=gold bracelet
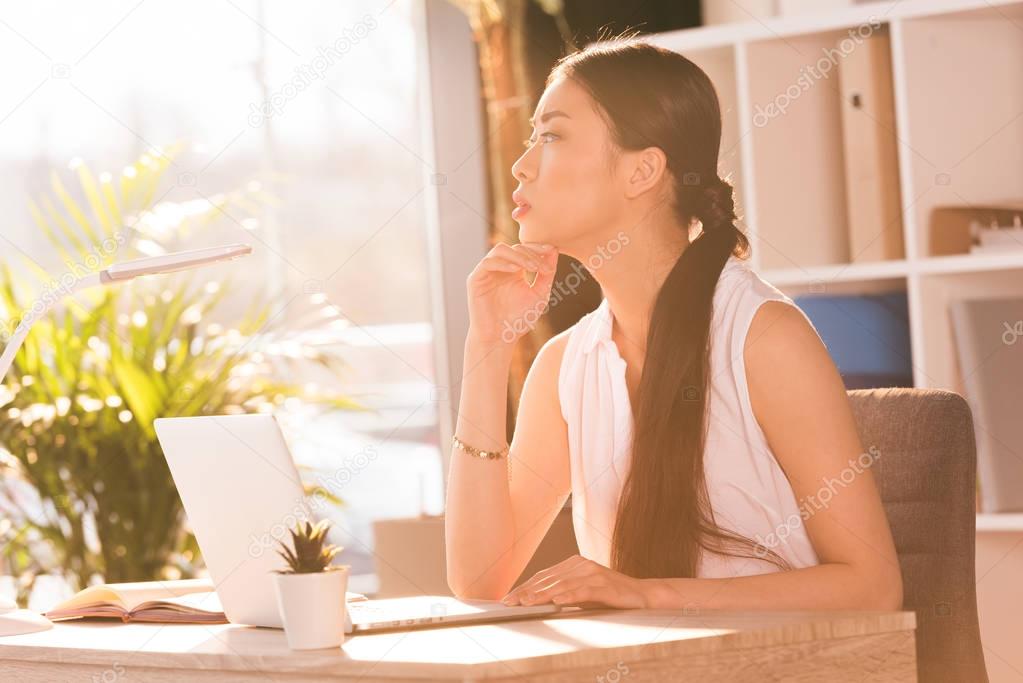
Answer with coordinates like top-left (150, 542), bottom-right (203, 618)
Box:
top-left (452, 434), bottom-right (508, 460)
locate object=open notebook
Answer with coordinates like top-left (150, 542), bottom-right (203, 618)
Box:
top-left (44, 578), bottom-right (367, 624)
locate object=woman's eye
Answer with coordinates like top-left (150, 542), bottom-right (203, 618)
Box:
top-left (522, 132), bottom-right (557, 148)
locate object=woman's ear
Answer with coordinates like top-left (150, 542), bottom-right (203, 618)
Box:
top-left (623, 146), bottom-right (668, 200)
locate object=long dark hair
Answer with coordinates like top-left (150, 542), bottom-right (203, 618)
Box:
top-left (549, 40), bottom-right (791, 578)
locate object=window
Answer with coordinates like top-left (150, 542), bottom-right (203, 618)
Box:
top-left (0, 0), bottom-right (443, 593)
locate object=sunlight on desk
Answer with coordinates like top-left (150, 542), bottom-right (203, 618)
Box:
top-left (0, 609), bottom-right (916, 682)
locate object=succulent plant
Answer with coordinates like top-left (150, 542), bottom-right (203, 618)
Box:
top-left (274, 519), bottom-right (342, 574)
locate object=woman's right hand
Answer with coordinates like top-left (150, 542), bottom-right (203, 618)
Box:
top-left (466, 242), bottom-right (559, 347)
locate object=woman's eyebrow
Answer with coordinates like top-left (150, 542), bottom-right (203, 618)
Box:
top-left (528, 110), bottom-right (571, 127)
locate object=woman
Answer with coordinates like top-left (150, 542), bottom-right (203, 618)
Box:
top-left (444, 40), bottom-right (902, 611)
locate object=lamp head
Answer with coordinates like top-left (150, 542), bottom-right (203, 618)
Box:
top-left (102, 244), bottom-right (253, 282)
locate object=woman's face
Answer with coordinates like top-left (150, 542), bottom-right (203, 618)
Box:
top-left (511, 76), bottom-right (626, 251)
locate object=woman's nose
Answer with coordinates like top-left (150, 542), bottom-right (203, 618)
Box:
top-left (511, 147), bottom-right (535, 183)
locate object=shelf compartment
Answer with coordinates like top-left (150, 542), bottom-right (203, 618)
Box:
top-left (914, 267), bottom-right (1023, 391)
top-left (744, 23), bottom-right (903, 270)
top-left (897, 2), bottom-right (1023, 257)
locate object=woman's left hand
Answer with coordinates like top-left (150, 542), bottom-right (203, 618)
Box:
top-left (501, 555), bottom-right (649, 608)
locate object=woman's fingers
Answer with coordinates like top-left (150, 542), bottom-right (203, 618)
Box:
top-left (528, 255), bottom-right (557, 301)
top-left (491, 242), bottom-right (542, 271)
top-left (478, 257), bottom-right (521, 273)
top-left (509, 556), bottom-right (582, 596)
top-left (519, 242), bottom-right (556, 258)
top-left (522, 562), bottom-right (594, 602)
top-left (502, 555), bottom-right (587, 604)
top-left (514, 244), bottom-right (557, 272)
top-left (492, 242), bottom-right (556, 273)
top-left (530, 276), bottom-right (554, 309)
top-left (533, 576), bottom-right (590, 604)
top-left (466, 242), bottom-right (558, 344)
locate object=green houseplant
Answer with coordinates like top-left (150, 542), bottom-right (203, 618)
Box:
top-left (275, 519), bottom-right (343, 574)
top-left (0, 147), bottom-right (356, 602)
top-left (272, 518), bottom-right (349, 649)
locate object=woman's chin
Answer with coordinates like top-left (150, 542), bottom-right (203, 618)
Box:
top-left (517, 220), bottom-right (546, 245)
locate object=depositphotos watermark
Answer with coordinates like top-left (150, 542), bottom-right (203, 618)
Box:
top-left (0, 231), bottom-right (128, 343)
top-left (248, 15), bottom-right (378, 127)
top-left (500, 230), bottom-right (631, 343)
top-left (247, 444), bottom-right (379, 559)
top-left (1003, 320), bottom-right (1023, 345)
top-left (248, 498), bottom-right (315, 560)
top-left (753, 445), bottom-right (882, 556)
top-left (307, 444), bottom-right (379, 508)
top-left (751, 16), bottom-right (882, 128)
top-left (87, 662), bottom-right (126, 683)
top-left (596, 661), bottom-right (630, 683)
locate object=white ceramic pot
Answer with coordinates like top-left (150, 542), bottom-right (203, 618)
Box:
top-left (272, 566), bottom-right (349, 650)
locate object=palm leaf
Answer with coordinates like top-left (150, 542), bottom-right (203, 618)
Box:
top-left (50, 170), bottom-right (103, 248)
top-left (28, 199), bottom-right (78, 266)
top-left (0, 147), bottom-right (357, 593)
top-left (74, 164), bottom-right (114, 239)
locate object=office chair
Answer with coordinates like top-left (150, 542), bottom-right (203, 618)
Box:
top-left (848, 387), bottom-right (988, 683)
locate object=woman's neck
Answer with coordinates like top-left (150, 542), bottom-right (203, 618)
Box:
top-left (577, 221), bottom-right (688, 357)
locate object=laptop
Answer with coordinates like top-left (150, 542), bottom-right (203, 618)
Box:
top-left (154, 414), bottom-right (560, 633)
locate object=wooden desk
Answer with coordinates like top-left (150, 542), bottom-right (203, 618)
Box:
top-left (0, 609), bottom-right (916, 682)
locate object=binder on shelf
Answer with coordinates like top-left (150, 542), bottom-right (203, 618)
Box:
top-left (950, 297), bottom-right (1023, 513)
top-left (837, 27), bottom-right (905, 262)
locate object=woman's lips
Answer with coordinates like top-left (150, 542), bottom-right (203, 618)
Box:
top-left (511, 192), bottom-right (531, 220)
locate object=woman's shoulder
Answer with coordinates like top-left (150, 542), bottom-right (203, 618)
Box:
top-left (535, 306), bottom-right (593, 370)
top-left (536, 324), bottom-right (573, 364)
top-left (714, 255), bottom-right (795, 320)
top-left (727, 258), bottom-right (826, 370)
top-left (711, 255), bottom-right (824, 363)
top-left (528, 301), bottom-right (607, 402)
top-left (717, 253), bottom-right (770, 294)
top-left (528, 322), bottom-right (574, 387)
top-left (542, 299), bottom-right (609, 360)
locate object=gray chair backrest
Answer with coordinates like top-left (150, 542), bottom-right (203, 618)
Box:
top-left (847, 387), bottom-right (988, 683)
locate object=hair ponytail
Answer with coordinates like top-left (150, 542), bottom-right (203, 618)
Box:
top-left (551, 42), bottom-right (792, 578)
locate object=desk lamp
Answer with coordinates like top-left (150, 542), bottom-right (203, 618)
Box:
top-left (0, 243), bottom-right (252, 636)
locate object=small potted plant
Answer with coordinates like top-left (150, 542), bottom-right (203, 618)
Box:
top-left (272, 518), bottom-right (349, 649)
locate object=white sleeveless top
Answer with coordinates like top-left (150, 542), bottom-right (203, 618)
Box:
top-left (558, 254), bottom-right (821, 578)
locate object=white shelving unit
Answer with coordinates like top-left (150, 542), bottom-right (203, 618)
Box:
top-left (976, 514), bottom-right (1023, 533)
top-left (647, 0), bottom-right (1023, 531)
